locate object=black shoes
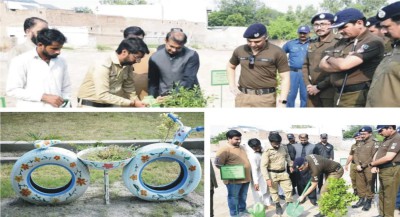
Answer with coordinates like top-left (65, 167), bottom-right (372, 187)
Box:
top-left (275, 202), bottom-right (283, 215)
top-left (314, 213), bottom-right (325, 217)
top-left (353, 189), bottom-right (358, 196)
top-left (352, 197), bottom-right (365, 208)
top-left (310, 199), bottom-right (318, 206)
top-left (292, 188), bottom-right (297, 196)
top-left (362, 199), bottom-right (372, 211)
top-left (279, 194), bottom-right (286, 200)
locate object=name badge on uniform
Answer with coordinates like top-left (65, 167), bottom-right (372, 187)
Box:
top-left (391, 143), bottom-right (397, 149)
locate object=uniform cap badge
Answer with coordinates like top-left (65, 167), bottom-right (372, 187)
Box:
top-left (378, 10), bottom-right (385, 18)
top-left (320, 14), bottom-right (325, 19)
top-left (254, 33), bottom-right (260, 37)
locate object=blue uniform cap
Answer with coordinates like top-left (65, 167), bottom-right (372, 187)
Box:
top-left (331, 8), bottom-right (365, 29)
top-left (297, 25), bottom-right (310, 33)
top-left (353, 132), bottom-right (361, 138)
top-left (243, 23), bottom-right (267, 39)
top-left (376, 1), bottom-right (400, 21)
top-left (287, 133), bottom-right (295, 139)
top-left (376, 125), bottom-right (390, 132)
top-left (366, 16), bottom-right (380, 27)
top-left (311, 13), bottom-right (334, 24)
top-left (359, 126), bottom-right (372, 133)
top-left (294, 157), bottom-right (306, 168)
top-left (397, 126), bottom-right (400, 133)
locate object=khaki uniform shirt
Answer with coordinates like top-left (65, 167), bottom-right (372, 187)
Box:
top-left (229, 42), bottom-right (290, 89)
top-left (306, 154), bottom-right (341, 182)
top-left (366, 44), bottom-right (400, 107)
top-left (328, 30), bottom-right (384, 87)
top-left (215, 143), bottom-right (251, 184)
top-left (302, 32), bottom-right (340, 98)
top-left (349, 142), bottom-right (358, 155)
top-left (77, 52), bottom-right (137, 106)
top-left (260, 146), bottom-right (292, 180)
top-left (354, 136), bottom-right (379, 168)
top-left (375, 132), bottom-right (400, 163)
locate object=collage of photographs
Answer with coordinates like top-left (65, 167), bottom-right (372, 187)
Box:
top-left (0, 0), bottom-right (399, 217)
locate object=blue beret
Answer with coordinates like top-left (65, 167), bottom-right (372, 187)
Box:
top-left (311, 13), bottom-right (334, 24)
top-left (331, 8), bottom-right (365, 29)
top-left (297, 25), bottom-right (310, 33)
top-left (376, 125), bottom-right (390, 132)
top-left (294, 157), bottom-right (306, 168)
top-left (366, 16), bottom-right (380, 27)
top-left (287, 133), bottom-right (295, 139)
top-left (359, 126), bottom-right (372, 133)
top-left (243, 23), bottom-right (267, 39)
top-left (353, 132), bottom-right (361, 138)
top-left (377, 1), bottom-right (400, 21)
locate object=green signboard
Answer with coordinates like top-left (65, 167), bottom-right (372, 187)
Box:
top-left (211, 70), bottom-right (229, 86)
top-left (220, 164), bottom-right (245, 180)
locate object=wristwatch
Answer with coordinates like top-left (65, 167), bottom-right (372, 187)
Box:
top-left (279, 99), bottom-right (287, 104)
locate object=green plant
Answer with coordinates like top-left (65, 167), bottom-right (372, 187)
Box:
top-left (96, 44), bottom-right (113, 51)
top-left (161, 85), bottom-right (213, 108)
top-left (156, 113), bottom-right (179, 142)
top-left (319, 178), bottom-right (357, 217)
top-left (79, 145), bottom-right (136, 162)
top-left (211, 131), bottom-right (227, 144)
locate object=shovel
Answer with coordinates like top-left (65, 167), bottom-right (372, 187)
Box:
top-left (286, 179), bottom-right (312, 217)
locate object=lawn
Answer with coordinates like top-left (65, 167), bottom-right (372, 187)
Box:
top-left (0, 112), bottom-right (204, 141)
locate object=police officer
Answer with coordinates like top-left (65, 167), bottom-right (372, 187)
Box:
top-left (282, 25), bottom-right (310, 107)
top-left (292, 133), bottom-right (317, 205)
top-left (365, 16), bottom-right (393, 55)
top-left (227, 23), bottom-right (290, 107)
top-left (294, 155), bottom-right (344, 217)
top-left (319, 8), bottom-right (384, 107)
top-left (345, 132), bottom-right (363, 195)
top-left (313, 133), bottom-right (334, 193)
top-left (352, 126), bottom-right (379, 211)
top-left (285, 133), bottom-right (297, 195)
top-left (369, 125), bottom-right (400, 217)
top-left (302, 13), bottom-right (339, 107)
top-left (261, 133), bottom-right (293, 215)
top-left (366, 2), bottom-right (400, 107)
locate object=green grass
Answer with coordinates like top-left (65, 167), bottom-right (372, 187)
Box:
top-left (0, 112), bottom-right (203, 141)
top-left (142, 160), bottom-right (182, 186)
top-left (148, 201), bottom-right (194, 217)
top-left (1, 160), bottom-right (204, 198)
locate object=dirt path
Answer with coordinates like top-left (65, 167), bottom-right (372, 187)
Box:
top-left (1, 181), bottom-right (203, 217)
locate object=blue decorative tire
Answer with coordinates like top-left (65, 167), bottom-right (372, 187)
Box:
top-left (122, 143), bottom-right (202, 201)
top-left (10, 147), bottom-right (90, 204)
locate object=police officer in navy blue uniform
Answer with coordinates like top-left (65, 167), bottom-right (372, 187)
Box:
top-left (282, 26), bottom-right (311, 107)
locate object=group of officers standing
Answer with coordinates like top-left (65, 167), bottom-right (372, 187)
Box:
top-left (214, 124), bottom-right (400, 217)
top-left (228, 1), bottom-right (400, 108)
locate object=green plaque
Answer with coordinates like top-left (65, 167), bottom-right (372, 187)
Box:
top-left (220, 164), bottom-right (245, 180)
top-left (211, 70), bottom-right (229, 86)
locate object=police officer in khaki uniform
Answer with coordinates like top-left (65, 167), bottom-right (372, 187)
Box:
top-left (261, 133), bottom-right (293, 215)
top-left (351, 126), bottom-right (379, 211)
top-left (302, 13), bottom-right (339, 107)
top-left (366, 2), bottom-right (400, 107)
top-left (370, 125), bottom-right (400, 217)
top-left (294, 155), bottom-right (344, 217)
top-left (227, 23), bottom-right (290, 107)
top-left (77, 38), bottom-right (149, 107)
top-left (319, 8), bottom-right (384, 107)
top-left (345, 132), bottom-right (363, 195)
top-left (365, 17), bottom-right (393, 55)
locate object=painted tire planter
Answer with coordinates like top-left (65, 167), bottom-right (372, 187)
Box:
top-left (10, 147), bottom-right (90, 205)
top-left (122, 143), bottom-right (202, 201)
top-left (77, 147), bottom-right (135, 170)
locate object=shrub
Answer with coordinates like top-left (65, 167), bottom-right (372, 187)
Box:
top-left (161, 85), bottom-right (213, 108)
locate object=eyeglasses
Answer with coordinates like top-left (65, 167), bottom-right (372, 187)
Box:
top-left (313, 23), bottom-right (331, 28)
top-left (249, 55), bottom-right (255, 69)
top-left (170, 28), bottom-right (183, 32)
top-left (129, 53), bottom-right (142, 62)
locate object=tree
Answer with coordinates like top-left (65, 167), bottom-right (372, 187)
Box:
top-left (211, 131), bottom-right (227, 144)
top-left (224, 13), bottom-right (246, 26)
top-left (320, 0), bottom-right (352, 13)
top-left (267, 16), bottom-right (299, 40)
top-left (319, 0), bottom-right (387, 16)
top-left (208, 11), bottom-right (228, 26)
top-left (342, 125), bottom-right (363, 139)
top-left (254, 7), bottom-right (282, 26)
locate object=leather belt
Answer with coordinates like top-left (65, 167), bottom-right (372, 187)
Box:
top-left (268, 169), bottom-right (286, 173)
top-left (78, 98), bottom-right (113, 107)
top-left (290, 67), bottom-right (302, 72)
top-left (238, 87), bottom-right (276, 95)
top-left (336, 82), bottom-right (370, 93)
top-left (378, 162), bottom-right (400, 169)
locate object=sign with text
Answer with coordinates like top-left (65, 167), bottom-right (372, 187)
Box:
top-left (211, 70), bottom-right (229, 86)
top-left (220, 164), bottom-right (245, 180)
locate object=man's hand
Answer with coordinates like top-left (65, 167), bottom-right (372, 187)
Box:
top-left (289, 167), bottom-right (294, 173)
top-left (254, 184), bottom-right (259, 191)
top-left (156, 96), bottom-right (166, 103)
top-left (356, 165), bottom-right (363, 171)
top-left (130, 99), bottom-right (148, 107)
top-left (345, 164), bottom-right (349, 171)
top-left (371, 167), bottom-right (379, 174)
top-left (267, 179), bottom-right (272, 187)
top-left (298, 195), bottom-right (305, 203)
top-left (229, 85), bottom-right (241, 96)
top-left (307, 85), bottom-right (320, 95)
top-left (41, 94), bottom-right (64, 107)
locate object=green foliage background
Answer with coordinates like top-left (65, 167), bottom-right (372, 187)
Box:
top-left (208, 0), bottom-right (389, 40)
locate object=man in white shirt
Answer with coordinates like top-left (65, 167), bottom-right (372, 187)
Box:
top-left (6, 28), bottom-right (71, 108)
top-left (247, 138), bottom-right (272, 209)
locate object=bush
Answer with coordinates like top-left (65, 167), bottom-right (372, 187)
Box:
top-left (161, 85), bottom-right (213, 108)
top-left (319, 178), bottom-right (357, 217)
top-left (211, 131), bottom-right (227, 144)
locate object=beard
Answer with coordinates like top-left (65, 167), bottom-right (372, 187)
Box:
top-left (272, 145), bottom-right (280, 149)
top-left (42, 49), bottom-right (59, 59)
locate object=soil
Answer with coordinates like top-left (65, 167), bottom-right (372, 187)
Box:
top-left (1, 181), bottom-right (204, 217)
